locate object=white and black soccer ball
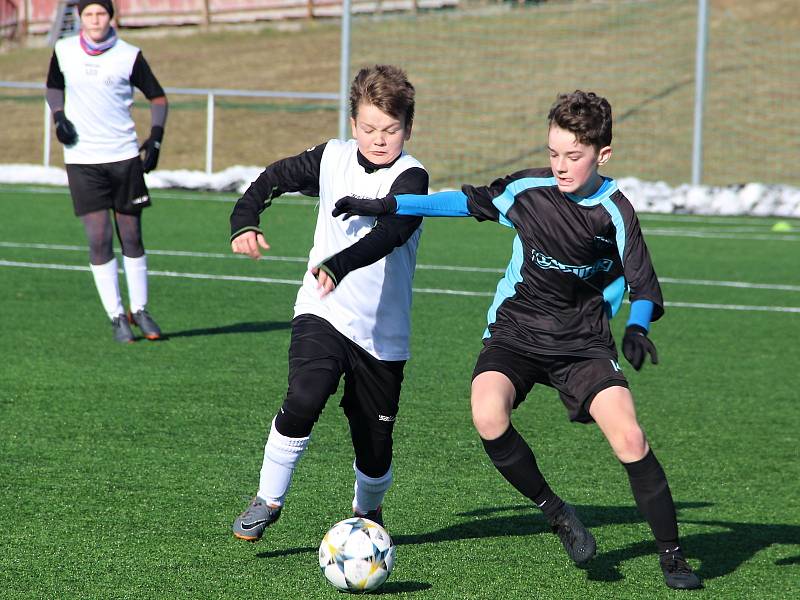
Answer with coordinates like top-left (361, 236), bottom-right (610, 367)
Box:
top-left (318, 517), bottom-right (396, 593)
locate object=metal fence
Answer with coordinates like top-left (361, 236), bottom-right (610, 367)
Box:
top-left (0, 80), bottom-right (339, 174)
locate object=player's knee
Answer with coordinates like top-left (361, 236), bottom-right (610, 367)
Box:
top-left (274, 405), bottom-right (316, 438)
top-left (119, 237), bottom-right (144, 257)
top-left (87, 237), bottom-right (113, 263)
top-left (282, 387), bottom-right (328, 431)
top-left (612, 426), bottom-right (647, 461)
top-left (471, 401), bottom-right (509, 439)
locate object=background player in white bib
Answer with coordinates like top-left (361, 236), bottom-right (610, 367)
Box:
top-left (45, 0), bottom-right (168, 343)
top-left (334, 91), bottom-right (703, 590)
top-left (229, 65), bottom-right (428, 542)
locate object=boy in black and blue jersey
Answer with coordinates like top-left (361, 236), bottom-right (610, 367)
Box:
top-left (332, 91), bottom-right (702, 590)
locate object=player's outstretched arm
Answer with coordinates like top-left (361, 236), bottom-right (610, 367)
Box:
top-left (622, 300), bottom-right (659, 370)
top-left (333, 190), bottom-right (472, 220)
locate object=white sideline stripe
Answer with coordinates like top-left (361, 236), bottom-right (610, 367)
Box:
top-left (641, 214), bottom-right (799, 226)
top-left (641, 228), bottom-right (799, 242)
top-left (2, 259), bottom-right (800, 313)
top-left (658, 277), bottom-right (800, 292)
top-left (2, 241), bottom-right (799, 291)
top-left (665, 301), bottom-right (800, 313)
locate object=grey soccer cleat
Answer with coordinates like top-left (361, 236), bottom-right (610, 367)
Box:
top-left (660, 549), bottom-right (703, 589)
top-left (128, 309), bottom-right (162, 340)
top-left (112, 314), bottom-right (135, 343)
top-left (353, 505), bottom-right (384, 527)
top-left (548, 503), bottom-right (596, 565)
top-left (232, 497), bottom-right (282, 542)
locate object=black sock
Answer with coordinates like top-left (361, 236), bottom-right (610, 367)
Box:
top-left (481, 424), bottom-right (564, 519)
top-left (623, 448), bottom-right (680, 553)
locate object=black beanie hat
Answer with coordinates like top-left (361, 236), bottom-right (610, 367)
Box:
top-left (78, 1), bottom-right (114, 19)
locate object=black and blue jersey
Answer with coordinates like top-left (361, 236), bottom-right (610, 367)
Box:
top-left (394, 167), bottom-right (664, 359)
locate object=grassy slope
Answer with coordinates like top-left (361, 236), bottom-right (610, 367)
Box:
top-left (1, 0), bottom-right (799, 185)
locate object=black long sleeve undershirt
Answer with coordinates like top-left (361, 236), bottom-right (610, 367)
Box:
top-left (321, 167), bottom-right (427, 284)
top-left (229, 143), bottom-right (428, 285)
top-left (229, 143), bottom-right (326, 240)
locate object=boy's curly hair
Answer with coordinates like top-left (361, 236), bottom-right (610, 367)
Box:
top-left (350, 65), bottom-right (415, 129)
top-left (548, 91), bottom-right (612, 150)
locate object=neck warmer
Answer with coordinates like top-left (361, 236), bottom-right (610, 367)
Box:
top-left (79, 27), bottom-right (118, 56)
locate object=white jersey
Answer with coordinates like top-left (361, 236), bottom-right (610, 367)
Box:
top-left (54, 35), bottom-right (141, 164)
top-left (294, 139), bottom-right (423, 361)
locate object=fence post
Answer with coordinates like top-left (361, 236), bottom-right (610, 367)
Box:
top-left (691, 0), bottom-right (709, 186)
top-left (43, 100), bottom-right (51, 167)
top-left (206, 92), bottom-right (214, 174)
top-left (338, 0), bottom-right (352, 141)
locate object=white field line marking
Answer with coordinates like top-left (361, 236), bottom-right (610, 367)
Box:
top-left (640, 228), bottom-right (799, 242)
top-left (2, 241), bottom-right (799, 291)
top-left (641, 213), bottom-right (799, 226)
top-left (2, 259), bottom-right (800, 313)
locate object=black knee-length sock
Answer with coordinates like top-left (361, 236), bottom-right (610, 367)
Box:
top-left (481, 424), bottom-right (564, 519)
top-left (623, 448), bottom-right (680, 552)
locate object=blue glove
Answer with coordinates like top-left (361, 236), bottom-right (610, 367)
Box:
top-left (622, 325), bottom-right (659, 371)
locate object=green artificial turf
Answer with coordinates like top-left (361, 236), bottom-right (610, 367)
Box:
top-left (0, 185), bottom-right (798, 599)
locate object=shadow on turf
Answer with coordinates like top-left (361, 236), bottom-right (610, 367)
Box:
top-left (258, 502), bottom-right (800, 585)
top-left (159, 320), bottom-right (291, 339)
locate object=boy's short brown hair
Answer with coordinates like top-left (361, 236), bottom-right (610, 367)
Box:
top-left (349, 65), bottom-right (415, 130)
top-left (547, 90), bottom-right (612, 150)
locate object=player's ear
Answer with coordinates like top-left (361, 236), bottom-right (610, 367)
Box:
top-left (597, 145), bottom-right (612, 166)
top-left (350, 117), bottom-right (358, 139)
top-left (404, 123), bottom-right (412, 141)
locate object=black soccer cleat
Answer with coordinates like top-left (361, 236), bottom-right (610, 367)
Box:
top-left (353, 505), bottom-right (384, 527)
top-left (548, 503), bottom-right (596, 565)
top-left (660, 549), bottom-right (703, 589)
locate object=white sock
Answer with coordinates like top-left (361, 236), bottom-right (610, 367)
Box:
top-left (90, 257), bottom-right (124, 320)
top-left (353, 462), bottom-right (392, 514)
top-left (257, 418), bottom-right (310, 507)
top-left (123, 254), bottom-right (148, 313)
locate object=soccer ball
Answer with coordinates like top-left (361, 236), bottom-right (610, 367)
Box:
top-left (319, 517), bottom-right (396, 593)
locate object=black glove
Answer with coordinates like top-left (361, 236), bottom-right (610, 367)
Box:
top-left (622, 325), bottom-right (659, 371)
top-left (332, 194), bottom-right (397, 220)
top-left (53, 111), bottom-right (78, 146)
top-left (139, 125), bottom-right (164, 173)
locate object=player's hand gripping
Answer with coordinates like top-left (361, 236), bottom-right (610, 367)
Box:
top-left (332, 194), bottom-right (397, 220)
top-left (53, 111), bottom-right (78, 146)
top-left (231, 230), bottom-right (271, 259)
top-left (622, 325), bottom-right (659, 371)
top-left (139, 126), bottom-right (164, 173)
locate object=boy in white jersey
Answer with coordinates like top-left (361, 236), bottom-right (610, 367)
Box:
top-left (45, 0), bottom-right (167, 343)
top-left (229, 65), bottom-right (428, 541)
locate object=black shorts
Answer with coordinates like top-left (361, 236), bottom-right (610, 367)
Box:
top-left (282, 314), bottom-right (406, 433)
top-left (472, 342), bottom-right (628, 423)
top-left (66, 157), bottom-right (151, 217)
